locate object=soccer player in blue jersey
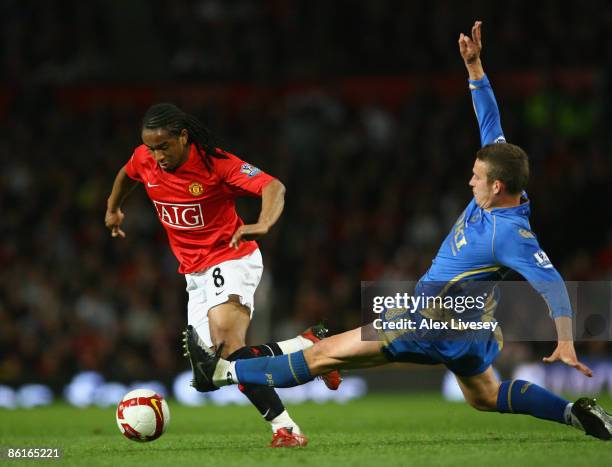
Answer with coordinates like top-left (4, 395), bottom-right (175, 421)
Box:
top-left (184, 21), bottom-right (612, 440)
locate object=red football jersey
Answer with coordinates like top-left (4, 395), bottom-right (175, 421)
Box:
top-left (124, 144), bottom-right (275, 274)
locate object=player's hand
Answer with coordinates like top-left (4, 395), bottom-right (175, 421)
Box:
top-left (543, 341), bottom-right (593, 377)
top-left (229, 223), bottom-right (269, 249)
top-left (105, 208), bottom-right (126, 238)
top-left (458, 20), bottom-right (482, 65)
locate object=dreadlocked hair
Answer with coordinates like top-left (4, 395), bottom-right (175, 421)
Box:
top-left (142, 103), bottom-right (225, 171)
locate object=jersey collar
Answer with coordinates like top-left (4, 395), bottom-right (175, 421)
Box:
top-left (489, 191), bottom-right (531, 217)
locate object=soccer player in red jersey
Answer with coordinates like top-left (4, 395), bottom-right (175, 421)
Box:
top-left (105, 103), bottom-right (340, 447)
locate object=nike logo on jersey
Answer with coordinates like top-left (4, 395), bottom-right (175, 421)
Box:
top-left (215, 290), bottom-right (225, 296)
top-left (147, 182), bottom-right (160, 187)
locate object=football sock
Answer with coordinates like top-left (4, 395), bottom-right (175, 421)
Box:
top-left (277, 336), bottom-right (314, 354)
top-left (496, 380), bottom-right (571, 424)
top-left (232, 351), bottom-right (314, 388)
top-left (248, 343), bottom-right (283, 357)
top-left (226, 347), bottom-right (285, 421)
top-left (212, 359), bottom-right (234, 386)
top-left (564, 403), bottom-right (576, 427)
top-left (270, 410), bottom-right (301, 434)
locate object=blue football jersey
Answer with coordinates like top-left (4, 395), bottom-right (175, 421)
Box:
top-left (417, 75), bottom-right (571, 319)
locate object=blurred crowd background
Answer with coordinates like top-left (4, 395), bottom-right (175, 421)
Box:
top-left (1, 0), bottom-right (611, 389)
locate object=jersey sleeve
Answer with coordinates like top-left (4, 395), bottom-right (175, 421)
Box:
top-left (213, 149), bottom-right (275, 196)
top-left (494, 226), bottom-right (572, 318)
top-left (468, 74), bottom-right (507, 147)
top-left (124, 150), bottom-right (144, 182)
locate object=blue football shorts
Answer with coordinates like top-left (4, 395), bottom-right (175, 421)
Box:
top-left (377, 303), bottom-right (503, 377)
top-left (381, 333), bottom-right (501, 377)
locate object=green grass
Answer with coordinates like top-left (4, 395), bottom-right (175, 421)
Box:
top-left (1, 394), bottom-right (611, 467)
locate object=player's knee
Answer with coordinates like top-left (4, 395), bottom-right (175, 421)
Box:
top-left (465, 392), bottom-right (497, 411)
top-left (209, 299), bottom-right (250, 328)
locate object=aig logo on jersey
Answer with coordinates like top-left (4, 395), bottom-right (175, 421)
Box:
top-left (152, 201), bottom-right (204, 230)
top-left (533, 250), bottom-right (553, 269)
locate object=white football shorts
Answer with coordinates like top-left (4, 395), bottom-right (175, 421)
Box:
top-left (185, 248), bottom-right (263, 348)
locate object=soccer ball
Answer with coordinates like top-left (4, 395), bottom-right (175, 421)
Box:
top-left (116, 389), bottom-right (170, 442)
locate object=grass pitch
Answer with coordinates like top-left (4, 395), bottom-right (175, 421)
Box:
top-left (1, 394), bottom-right (611, 467)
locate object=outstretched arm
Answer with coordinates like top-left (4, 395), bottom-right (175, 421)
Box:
top-left (459, 21), bottom-right (506, 147)
top-left (229, 179), bottom-right (285, 249)
top-left (494, 232), bottom-right (592, 377)
top-left (542, 317), bottom-right (592, 377)
top-left (105, 166), bottom-right (138, 238)
top-left (459, 21), bottom-right (485, 81)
